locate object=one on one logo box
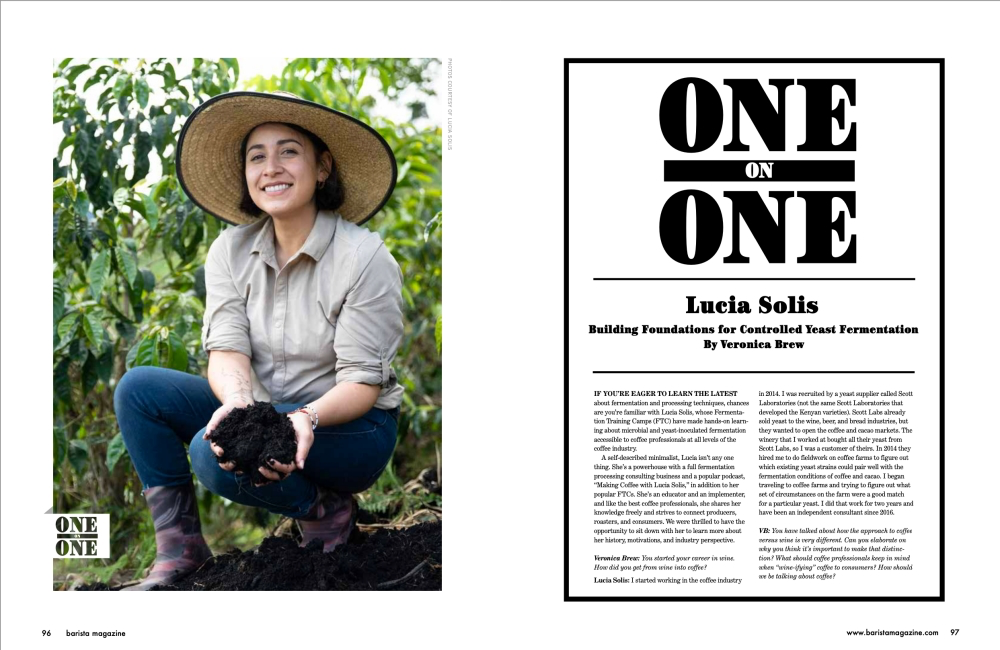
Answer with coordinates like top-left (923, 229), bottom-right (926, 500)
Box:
top-left (47, 514), bottom-right (110, 559)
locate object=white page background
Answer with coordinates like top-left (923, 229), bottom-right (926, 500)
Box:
top-left (2, 1), bottom-right (997, 648)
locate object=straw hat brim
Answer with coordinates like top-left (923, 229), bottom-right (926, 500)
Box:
top-left (176, 91), bottom-right (396, 226)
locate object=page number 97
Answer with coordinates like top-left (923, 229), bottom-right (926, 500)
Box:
top-left (951, 629), bottom-right (960, 636)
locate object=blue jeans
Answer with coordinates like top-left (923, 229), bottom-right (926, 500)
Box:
top-left (113, 366), bottom-right (397, 519)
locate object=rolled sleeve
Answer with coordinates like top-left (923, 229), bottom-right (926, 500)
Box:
top-left (334, 239), bottom-right (404, 387)
top-left (201, 233), bottom-right (252, 358)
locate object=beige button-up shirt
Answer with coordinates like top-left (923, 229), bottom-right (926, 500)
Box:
top-left (201, 210), bottom-right (404, 410)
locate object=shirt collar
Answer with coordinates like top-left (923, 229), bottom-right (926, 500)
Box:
top-left (299, 210), bottom-right (339, 261)
top-left (250, 216), bottom-right (276, 263)
top-left (249, 210), bottom-right (340, 264)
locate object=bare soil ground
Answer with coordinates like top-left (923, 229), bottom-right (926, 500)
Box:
top-left (77, 521), bottom-right (441, 591)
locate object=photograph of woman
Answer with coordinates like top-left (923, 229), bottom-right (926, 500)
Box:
top-left (113, 91), bottom-right (405, 589)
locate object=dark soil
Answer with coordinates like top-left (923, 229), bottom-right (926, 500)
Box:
top-left (160, 522), bottom-right (442, 591)
top-left (75, 522), bottom-right (441, 591)
top-left (207, 402), bottom-right (297, 485)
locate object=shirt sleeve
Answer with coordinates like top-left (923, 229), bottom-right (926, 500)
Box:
top-left (201, 232), bottom-right (252, 358)
top-left (334, 237), bottom-right (404, 387)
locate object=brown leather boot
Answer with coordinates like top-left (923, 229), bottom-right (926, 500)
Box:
top-left (298, 490), bottom-right (357, 552)
top-left (123, 481), bottom-right (212, 590)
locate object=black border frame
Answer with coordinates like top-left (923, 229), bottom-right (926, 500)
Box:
top-left (563, 58), bottom-right (945, 602)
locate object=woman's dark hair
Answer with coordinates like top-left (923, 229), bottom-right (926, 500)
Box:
top-left (239, 122), bottom-right (345, 216)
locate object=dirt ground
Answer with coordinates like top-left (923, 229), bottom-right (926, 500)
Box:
top-left (77, 521), bottom-right (441, 591)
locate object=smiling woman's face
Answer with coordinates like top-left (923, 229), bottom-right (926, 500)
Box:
top-left (244, 122), bottom-right (329, 220)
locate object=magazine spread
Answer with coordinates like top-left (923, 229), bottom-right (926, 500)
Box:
top-left (1, 2), bottom-right (997, 648)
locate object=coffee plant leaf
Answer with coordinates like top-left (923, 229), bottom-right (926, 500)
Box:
top-left (115, 244), bottom-right (138, 287)
top-left (87, 249), bottom-right (110, 300)
top-left (134, 335), bottom-right (159, 368)
top-left (166, 331), bottom-right (188, 371)
top-left (106, 433), bottom-right (128, 471)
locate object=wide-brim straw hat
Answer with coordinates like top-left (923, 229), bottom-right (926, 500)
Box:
top-left (177, 91), bottom-right (396, 226)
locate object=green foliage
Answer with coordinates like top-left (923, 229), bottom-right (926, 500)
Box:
top-left (356, 458), bottom-right (442, 519)
top-left (52, 58), bottom-right (442, 584)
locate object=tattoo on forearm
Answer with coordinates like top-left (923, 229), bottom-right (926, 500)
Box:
top-left (222, 368), bottom-right (253, 403)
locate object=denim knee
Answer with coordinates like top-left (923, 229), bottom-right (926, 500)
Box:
top-left (190, 431), bottom-right (316, 517)
top-left (113, 365), bottom-right (160, 420)
top-left (189, 431), bottom-right (230, 495)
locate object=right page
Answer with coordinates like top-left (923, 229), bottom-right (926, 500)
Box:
top-left (566, 59), bottom-right (942, 600)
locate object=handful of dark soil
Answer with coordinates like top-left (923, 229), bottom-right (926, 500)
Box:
top-left (207, 402), bottom-right (297, 484)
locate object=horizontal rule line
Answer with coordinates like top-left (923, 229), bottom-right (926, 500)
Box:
top-left (593, 278), bottom-right (916, 281)
top-left (56, 534), bottom-right (99, 539)
top-left (592, 371), bottom-right (915, 374)
top-left (664, 160), bottom-right (854, 182)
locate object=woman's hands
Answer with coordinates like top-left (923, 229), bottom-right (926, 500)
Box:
top-left (257, 410), bottom-right (314, 483)
top-left (202, 402), bottom-right (314, 486)
top-left (205, 350), bottom-right (255, 472)
top-left (253, 383), bottom-right (379, 484)
top-left (203, 398), bottom-right (251, 472)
